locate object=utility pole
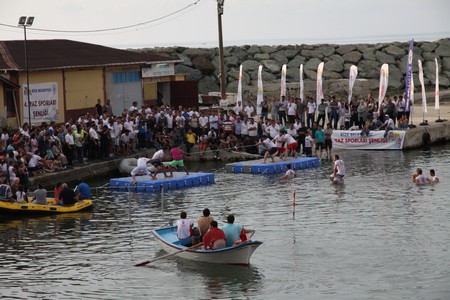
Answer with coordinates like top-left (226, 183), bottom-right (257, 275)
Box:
top-left (217, 0), bottom-right (226, 101)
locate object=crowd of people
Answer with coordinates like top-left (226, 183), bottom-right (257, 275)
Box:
top-left (175, 208), bottom-right (254, 250)
top-left (0, 91), bottom-right (419, 201)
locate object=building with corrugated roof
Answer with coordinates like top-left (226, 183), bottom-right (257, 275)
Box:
top-left (0, 39), bottom-right (197, 128)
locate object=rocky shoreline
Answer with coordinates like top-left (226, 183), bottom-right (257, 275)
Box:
top-left (140, 39), bottom-right (450, 99)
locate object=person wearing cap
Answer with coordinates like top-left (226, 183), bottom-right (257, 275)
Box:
top-left (221, 214), bottom-right (255, 247)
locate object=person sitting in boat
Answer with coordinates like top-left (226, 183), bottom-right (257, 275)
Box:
top-left (0, 177), bottom-right (13, 202)
top-left (176, 211), bottom-right (194, 240)
top-left (131, 156), bottom-right (152, 185)
top-left (167, 144), bottom-right (189, 177)
top-left (222, 214), bottom-right (255, 247)
top-left (196, 208), bottom-right (214, 241)
top-left (58, 183), bottom-right (79, 206)
top-left (75, 179), bottom-right (91, 200)
top-left (54, 182), bottom-right (63, 203)
top-left (32, 183), bottom-right (47, 205)
top-left (330, 154), bottom-right (345, 184)
top-left (202, 220), bottom-right (226, 250)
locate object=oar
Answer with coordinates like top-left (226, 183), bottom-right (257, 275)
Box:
top-left (134, 242), bottom-right (203, 267)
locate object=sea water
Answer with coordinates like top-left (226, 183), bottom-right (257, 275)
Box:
top-left (0, 145), bottom-right (449, 299)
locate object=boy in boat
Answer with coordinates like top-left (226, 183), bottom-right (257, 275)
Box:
top-left (176, 211), bottom-right (194, 240)
top-left (221, 214), bottom-right (255, 247)
top-left (75, 179), bottom-right (91, 200)
top-left (195, 208), bottom-right (214, 242)
top-left (0, 177), bottom-right (13, 202)
top-left (32, 183), bottom-right (47, 205)
top-left (58, 183), bottom-right (79, 205)
top-left (202, 220), bottom-right (226, 250)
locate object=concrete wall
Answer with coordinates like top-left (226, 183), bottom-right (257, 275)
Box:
top-left (404, 121), bottom-right (450, 149)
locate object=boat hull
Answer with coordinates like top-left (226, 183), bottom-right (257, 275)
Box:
top-left (152, 226), bottom-right (262, 265)
top-left (0, 198), bottom-right (93, 216)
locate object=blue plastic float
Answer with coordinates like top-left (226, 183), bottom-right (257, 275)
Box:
top-left (110, 172), bottom-right (215, 192)
top-left (225, 157), bottom-right (320, 174)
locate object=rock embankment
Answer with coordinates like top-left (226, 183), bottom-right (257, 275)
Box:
top-left (140, 39), bottom-right (450, 99)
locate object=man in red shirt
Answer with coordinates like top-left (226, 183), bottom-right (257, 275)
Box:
top-left (202, 221), bottom-right (226, 250)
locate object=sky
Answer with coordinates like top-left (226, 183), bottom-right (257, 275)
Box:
top-left (1, 0), bottom-right (449, 49)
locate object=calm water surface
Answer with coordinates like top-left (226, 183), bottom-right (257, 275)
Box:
top-left (1, 145), bottom-right (450, 299)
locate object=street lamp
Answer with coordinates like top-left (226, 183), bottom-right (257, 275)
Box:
top-left (18, 16), bottom-right (34, 126)
top-left (216, 1), bottom-right (226, 101)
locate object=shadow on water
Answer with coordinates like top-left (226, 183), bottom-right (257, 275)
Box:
top-left (173, 258), bottom-right (264, 299)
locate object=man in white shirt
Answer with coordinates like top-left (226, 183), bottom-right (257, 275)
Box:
top-left (287, 98), bottom-right (297, 124)
top-left (244, 103), bottom-right (255, 118)
top-left (199, 112), bottom-right (209, 135)
top-left (265, 120), bottom-right (280, 139)
top-left (131, 156), bottom-right (152, 185)
top-left (331, 154), bottom-right (345, 184)
top-left (209, 111), bottom-right (219, 130)
top-left (233, 101), bottom-right (243, 116)
top-left (64, 128), bottom-right (75, 165)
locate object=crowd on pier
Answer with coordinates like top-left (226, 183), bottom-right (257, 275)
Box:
top-left (0, 92), bottom-right (412, 198)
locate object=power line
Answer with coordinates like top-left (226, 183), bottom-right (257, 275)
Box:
top-left (0, 0), bottom-right (202, 34)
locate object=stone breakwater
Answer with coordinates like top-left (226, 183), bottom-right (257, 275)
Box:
top-left (140, 39), bottom-right (450, 98)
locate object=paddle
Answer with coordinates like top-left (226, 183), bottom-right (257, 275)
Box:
top-left (134, 242), bottom-right (203, 267)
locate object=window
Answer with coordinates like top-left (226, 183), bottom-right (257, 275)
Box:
top-left (112, 71), bottom-right (141, 84)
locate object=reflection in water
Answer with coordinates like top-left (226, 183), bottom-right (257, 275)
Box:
top-left (174, 259), bottom-right (263, 299)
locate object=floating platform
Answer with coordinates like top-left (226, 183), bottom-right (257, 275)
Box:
top-left (225, 157), bottom-right (320, 174)
top-left (109, 172), bottom-right (215, 192)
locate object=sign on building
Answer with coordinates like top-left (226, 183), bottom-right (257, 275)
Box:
top-left (142, 63), bottom-right (175, 78)
top-left (23, 82), bottom-right (59, 124)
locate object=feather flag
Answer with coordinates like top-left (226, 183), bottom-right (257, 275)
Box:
top-left (299, 64), bottom-right (304, 101)
top-left (316, 62), bottom-right (324, 105)
top-left (404, 39), bottom-right (414, 112)
top-left (418, 59), bottom-right (427, 113)
top-left (280, 64), bottom-right (287, 97)
top-left (435, 58), bottom-right (440, 110)
top-left (378, 64), bottom-right (389, 113)
top-left (348, 65), bottom-right (358, 103)
top-left (256, 65), bottom-right (263, 115)
top-left (237, 64), bottom-right (243, 107)
top-left (409, 73), bottom-right (414, 116)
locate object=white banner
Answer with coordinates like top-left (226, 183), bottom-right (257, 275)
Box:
top-left (23, 82), bottom-right (59, 124)
top-left (435, 58), bottom-right (440, 110)
top-left (256, 65), bottom-right (263, 115)
top-left (299, 64), bottom-right (304, 101)
top-left (280, 64), bottom-right (287, 97)
top-left (237, 64), bottom-right (243, 107)
top-left (418, 59), bottom-right (427, 113)
top-left (348, 65), bottom-right (358, 103)
top-left (377, 64), bottom-right (389, 113)
top-left (316, 62), bottom-right (324, 105)
top-left (332, 130), bottom-right (406, 150)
